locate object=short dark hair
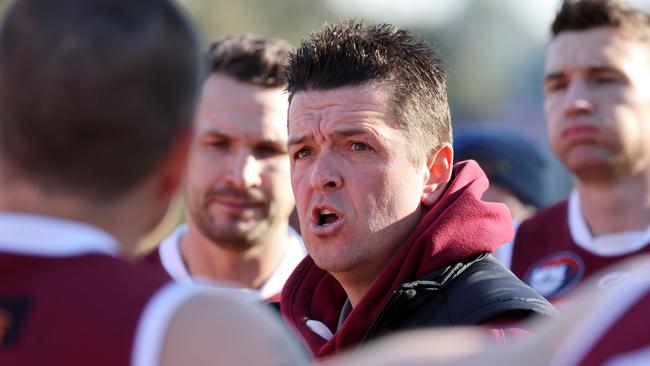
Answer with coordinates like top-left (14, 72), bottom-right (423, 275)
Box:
top-left (552, 0), bottom-right (650, 41)
top-left (207, 35), bottom-right (291, 88)
top-left (285, 21), bottom-right (451, 160)
top-left (0, 0), bottom-right (203, 199)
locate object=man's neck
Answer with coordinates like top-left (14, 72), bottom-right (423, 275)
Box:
top-left (331, 217), bottom-right (420, 308)
top-left (332, 260), bottom-right (391, 308)
top-left (0, 178), bottom-right (156, 253)
top-left (179, 221), bottom-right (290, 290)
top-left (576, 171), bottom-right (650, 236)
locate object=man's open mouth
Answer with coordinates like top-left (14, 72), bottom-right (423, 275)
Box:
top-left (309, 206), bottom-right (345, 236)
top-left (318, 208), bottom-right (340, 225)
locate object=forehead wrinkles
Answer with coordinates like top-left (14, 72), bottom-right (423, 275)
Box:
top-left (291, 107), bottom-right (391, 147)
top-left (546, 29), bottom-right (641, 74)
top-left (288, 87), bottom-right (393, 142)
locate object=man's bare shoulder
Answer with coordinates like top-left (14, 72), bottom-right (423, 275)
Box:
top-left (159, 289), bottom-right (309, 366)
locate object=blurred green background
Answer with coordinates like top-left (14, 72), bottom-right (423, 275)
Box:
top-left (171, 0), bottom-right (644, 141)
top-left (171, 0), bottom-right (587, 200)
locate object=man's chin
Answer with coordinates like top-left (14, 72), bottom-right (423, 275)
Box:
top-left (203, 225), bottom-right (267, 250)
top-left (569, 157), bottom-right (630, 184)
top-left (194, 212), bottom-right (273, 246)
top-left (212, 239), bottom-right (258, 252)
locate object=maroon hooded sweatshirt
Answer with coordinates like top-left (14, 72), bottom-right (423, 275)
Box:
top-left (281, 160), bottom-right (515, 357)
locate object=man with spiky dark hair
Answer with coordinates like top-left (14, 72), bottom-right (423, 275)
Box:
top-left (142, 35), bottom-right (306, 303)
top-left (511, 0), bottom-right (650, 304)
top-left (280, 21), bottom-right (556, 358)
top-left (0, 1), bottom-right (306, 364)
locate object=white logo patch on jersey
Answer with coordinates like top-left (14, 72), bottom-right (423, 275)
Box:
top-left (524, 251), bottom-right (585, 299)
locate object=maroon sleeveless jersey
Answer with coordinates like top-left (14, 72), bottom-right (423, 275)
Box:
top-left (511, 200), bottom-right (650, 303)
top-left (0, 252), bottom-right (168, 366)
top-left (142, 248), bottom-right (171, 281)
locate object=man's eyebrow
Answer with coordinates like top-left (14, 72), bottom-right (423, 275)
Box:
top-left (256, 139), bottom-right (287, 151)
top-left (288, 127), bottom-right (373, 146)
top-left (544, 65), bottom-right (623, 83)
top-left (543, 71), bottom-right (565, 82)
top-left (288, 134), bottom-right (309, 146)
top-left (200, 130), bottom-right (228, 139)
top-left (586, 66), bottom-right (622, 75)
top-left (331, 128), bottom-right (369, 138)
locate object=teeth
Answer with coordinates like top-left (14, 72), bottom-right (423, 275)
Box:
top-left (320, 208), bottom-right (334, 215)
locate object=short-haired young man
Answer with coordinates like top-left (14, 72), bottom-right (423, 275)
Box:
top-left (281, 21), bottom-right (556, 358)
top-left (0, 1), bottom-right (306, 364)
top-left (143, 35), bottom-right (305, 302)
top-left (511, 0), bottom-right (650, 304)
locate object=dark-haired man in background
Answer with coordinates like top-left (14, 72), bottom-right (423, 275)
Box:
top-left (511, 0), bottom-right (650, 305)
top-left (143, 35), bottom-right (305, 302)
top-left (280, 21), bottom-right (556, 358)
top-left (0, 1), bottom-right (306, 364)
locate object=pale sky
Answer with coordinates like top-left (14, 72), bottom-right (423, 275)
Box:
top-left (327, 0), bottom-right (650, 40)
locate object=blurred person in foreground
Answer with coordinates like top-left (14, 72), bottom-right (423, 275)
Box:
top-left (142, 35), bottom-right (306, 303)
top-left (321, 254), bottom-right (650, 366)
top-left (280, 20), bottom-right (556, 358)
top-left (510, 0), bottom-right (650, 305)
top-left (454, 126), bottom-right (551, 268)
top-left (0, 0), bottom-right (307, 364)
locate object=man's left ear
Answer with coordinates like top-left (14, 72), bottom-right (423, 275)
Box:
top-left (421, 143), bottom-right (453, 206)
top-left (158, 126), bottom-right (193, 200)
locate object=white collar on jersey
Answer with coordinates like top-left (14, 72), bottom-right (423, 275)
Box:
top-left (158, 223), bottom-right (307, 298)
top-left (0, 212), bottom-right (120, 257)
top-left (260, 226), bottom-right (307, 299)
top-left (569, 190), bottom-right (650, 256)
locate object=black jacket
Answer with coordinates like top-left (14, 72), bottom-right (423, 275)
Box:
top-left (364, 254), bottom-right (558, 342)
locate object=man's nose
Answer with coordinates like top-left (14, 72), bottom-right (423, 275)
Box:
top-left (309, 153), bottom-right (342, 191)
top-left (225, 153), bottom-right (262, 190)
top-left (563, 79), bottom-right (594, 119)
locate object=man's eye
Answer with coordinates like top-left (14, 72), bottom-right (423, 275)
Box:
top-left (207, 140), bottom-right (228, 149)
top-left (294, 148), bottom-right (311, 160)
top-left (593, 75), bottom-right (619, 84)
top-left (351, 142), bottom-right (371, 152)
top-left (545, 80), bottom-right (567, 93)
top-left (254, 145), bottom-right (285, 158)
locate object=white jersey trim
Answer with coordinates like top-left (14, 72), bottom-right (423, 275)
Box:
top-left (157, 224), bottom-right (306, 299)
top-left (569, 191), bottom-right (650, 256)
top-left (259, 226), bottom-right (307, 299)
top-left (0, 212), bottom-right (120, 257)
top-left (605, 346), bottom-right (650, 366)
top-left (131, 283), bottom-right (198, 366)
top-left (549, 258), bottom-right (650, 366)
top-left (158, 224), bottom-right (193, 284)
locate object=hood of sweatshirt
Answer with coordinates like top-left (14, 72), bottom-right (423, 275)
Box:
top-left (281, 160), bottom-right (514, 358)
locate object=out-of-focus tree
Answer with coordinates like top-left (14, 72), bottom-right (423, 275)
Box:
top-left (174, 0), bottom-right (340, 45)
top-left (419, 0), bottom-right (548, 131)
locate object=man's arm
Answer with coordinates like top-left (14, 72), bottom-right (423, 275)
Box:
top-left (132, 284), bottom-right (309, 366)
